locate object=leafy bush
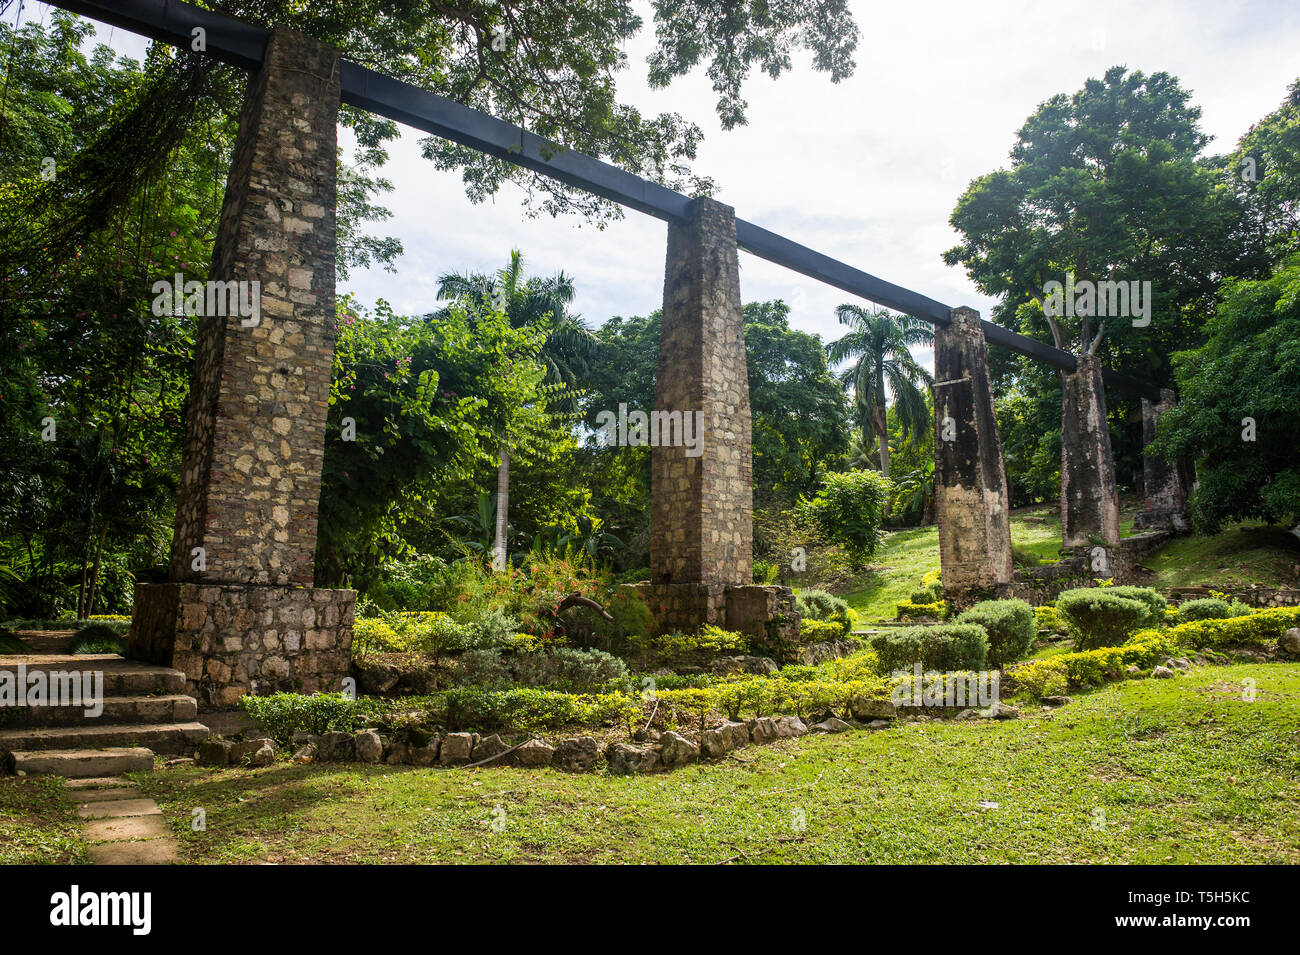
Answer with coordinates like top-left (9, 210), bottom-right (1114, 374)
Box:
top-left (869, 624), bottom-right (989, 672)
top-left (955, 599), bottom-right (1036, 668)
top-left (896, 599), bottom-right (947, 621)
top-left (239, 692), bottom-right (360, 745)
top-left (1007, 658), bottom-right (1069, 698)
top-left (1175, 598), bottom-right (1234, 622)
top-left (795, 589), bottom-right (853, 635)
top-left (800, 469), bottom-right (891, 570)
top-left (1055, 588), bottom-right (1161, 650)
top-left (800, 618), bottom-right (848, 642)
top-left (658, 625), bottom-right (749, 663)
top-left (1104, 586), bottom-right (1169, 622)
top-left (753, 560), bottom-right (778, 585)
top-left (1159, 607), bottom-right (1300, 649)
top-left (70, 623), bottom-right (126, 655)
top-left (351, 618), bottom-right (404, 658)
top-left (457, 647), bottom-right (629, 692)
top-left (1034, 604), bottom-right (1062, 633)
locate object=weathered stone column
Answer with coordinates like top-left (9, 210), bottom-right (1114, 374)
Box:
top-left (129, 28), bottom-right (354, 705)
top-left (932, 307), bottom-right (1013, 607)
top-left (1134, 387), bottom-right (1190, 532)
top-left (632, 196), bottom-right (794, 645)
top-left (1060, 353), bottom-right (1121, 549)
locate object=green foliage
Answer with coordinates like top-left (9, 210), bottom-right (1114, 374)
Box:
top-left (239, 692), bottom-right (361, 745)
top-left (896, 599), bottom-right (947, 621)
top-left (457, 647), bottom-right (628, 693)
top-left (69, 622), bottom-right (126, 655)
top-left (1158, 607), bottom-right (1300, 648)
top-left (0, 629), bottom-right (31, 654)
top-left (753, 560), bottom-right (779, 585)
top-left (869, 624), bottom-right (989, 672)
top-left (794, 589), bottom-right (853, 635)
top-left (1034, 604), bottom-right (1062, 632)
top-left (1151, 252), bottom-right (1300, 532)
top-left (955, 599), bottom-right (1036, 668)
top-left (1056, 587), bottom-right (1164, 650)
top-left (799, 618), bottom-right (848, 643)
top-left (657, 625), bottom-right (749, 663)
top-left (801, 469), bottom-right (891, 570)
top-left (1175, 598), bottom-right (1235, 622)
top-left (1006, 632), bottom-right (1172, 694)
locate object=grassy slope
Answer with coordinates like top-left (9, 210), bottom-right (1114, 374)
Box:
top-left (843, 507), bottom-right (1298, 623)
top-left (107, 663), bottom-right (1300, 865)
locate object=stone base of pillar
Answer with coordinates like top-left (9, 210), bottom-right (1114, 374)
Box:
top-left (129, 582), bottom-right (355, 707)
top-left (624, 582), bottom-right (800, 657)
top-left (1060, 353), bottom-right (1121, 547)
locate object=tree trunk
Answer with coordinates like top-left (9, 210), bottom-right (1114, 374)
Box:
top-left (875, 373), bottom-right (890, 481)
top-left (85, 523), bottom-right (108, 617)
top-left (493, 445), bottom-right (509, 570)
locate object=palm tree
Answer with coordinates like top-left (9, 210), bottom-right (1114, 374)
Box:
top-left (435, 250), bottom-right (598, 568)
top-left (826, 304), bottom-right (934, 481)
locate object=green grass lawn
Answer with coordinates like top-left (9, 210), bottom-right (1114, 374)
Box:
top-left (0, 773), bottom-right (88, 865)
top-left (68, 662), bottom-right (1294, 864)
top-left (842, 506), bottom-right (1298, 623)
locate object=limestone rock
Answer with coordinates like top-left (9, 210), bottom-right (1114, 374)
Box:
top-left (383, 741), bottom-right (410, 765)
top-left (197, 737), bottom-right (233, 767)
top-left (812, 717), bottom-right (852, 733)
top-left (867, 719), bottom-right (891, 729)
top-left (318, 731), bottom-right (355, 762)
top-left (470, 734), bottom-right (510, 764)
top-left (1279, 627), bottom-right (1300, 658)
top-left (439, 732), bottom-right (474, 766)
top-left (512, 738), bottom-right (555, 767)
top-left (747, 717), bottom-right (779, 744)
top-left (292, 743), bottom-right (317, 763)
top-left (410, 739), bottom-right (441, 766)
top-left (1040, 695), bottom-right (1071, 707)
top-left (773, 715), bottom-right (809, 738)
top-left (354, 730), bottom-right (383, 763)
top-left (658, 731), bottom-right (699, 767)
top-left (985, 702), bottom-right (1020, 719)
top-left (553, 737), bottom-right (601, 773)
top-left (849, 697), bottom-right (897, 720)
top-left (605, 742), bottom-right (659, 775)
top-left (1152, 665), bottom-right (1175, 679)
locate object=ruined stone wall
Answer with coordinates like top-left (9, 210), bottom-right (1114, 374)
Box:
top-left (932, 307), bottom-right (1013, 605)
top-left (650, 197), bottom-right (753, 590)
top-left (1060, 353), bottom-right (1121, 548)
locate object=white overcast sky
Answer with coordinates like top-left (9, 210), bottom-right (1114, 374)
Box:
top-left (36, 0), bottom-right (1300, 351)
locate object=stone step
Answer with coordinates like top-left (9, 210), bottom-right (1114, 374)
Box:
top-left (0, 722), bottom-right (208, 757)
top-left (7, 747), bottom-right (155, 778)
top-left (0, 655), bottom-right (186, 695)
top-left (15, 631), bottom-right (76, 654)
top-left (3, 694), bottom-right (198, 728)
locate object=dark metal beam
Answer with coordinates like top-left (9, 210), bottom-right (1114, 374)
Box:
top-left (44, 0), bottom-right (1163, 401)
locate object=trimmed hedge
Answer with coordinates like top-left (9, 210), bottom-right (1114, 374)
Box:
top-left (1055, 587), bottom-right (1164, 650)
top-left (896, 599), bottom-right (947, 621)
top-left (1033, 604), bottom-right (1062, 633)
top-left (956, 599), bottom-right (1036, 668)
top-left (1175, 598), bottom-right (1234, 623)
top-left (1155, 607), bottom-right (1300, 649)
top-left (1006, 632), bottom-right (1173, 696)
top-left (869, 624), bottom-right (988, 672)
top-left (795, 590), bottom-right (854, 636)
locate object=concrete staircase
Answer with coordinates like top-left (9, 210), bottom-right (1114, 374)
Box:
top-left (0, 654), bottom-right (207, 777)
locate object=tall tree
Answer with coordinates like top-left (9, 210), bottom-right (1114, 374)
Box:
top-left (825, 304), bottom-right (933, 481)
top-left (435, 250), bottom-right (596, 568)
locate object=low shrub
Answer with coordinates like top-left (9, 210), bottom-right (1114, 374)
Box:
top-left (1034, 604), bottom-right (1062, 633)
top-left (800, 618), bottom-right (848, 642)
top-left (955, 599), bottom-right (1036, 668)
top-left (869, 624), bottom-right (989, 672)
top-left (1159, 607), bottom-right (1300, 649)
top-left (1175, 598), bottom-right (1234, 622)
top-left (1105, 586), bottom-right (1169, 622)
top-left (1004, 632), bottom-right (1172, 694)
top-left (753, 560), bottom-right (779, 585)
top-left (658, 625), bottom-right (749, 663)
top-left (795, 589), bottom-right (853, 635)
top-left (1055, 588), bottom-right (1160, 650)
top-left (1007, 658), bottom-right (1069, 698)
top-left (896, 599), bottom-right (947, 621)
top-left (457, 647), bottom-right (628, 693)
top-left (239, 692), bottom-right (360, 745)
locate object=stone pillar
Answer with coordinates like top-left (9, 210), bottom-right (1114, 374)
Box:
top-left (932, 307), bottom-right (1013, 607)
top-left (1134, 387), bottom-right (1190, 532)
top-left (1059, 353), bottom-right (1121, 550)
top-left (636, 196), bottom-right (785, 635)
top-left (129, 28), bottom-right (354, 705)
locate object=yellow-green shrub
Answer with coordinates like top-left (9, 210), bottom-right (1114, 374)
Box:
top-left (1006, 632), bottom-right (1171, 693)
top-left (896, 599), bottom-right (947, 620)
top-left (1033, 604), bottom-right (1061, 632)
top-left (1159, 607), bottom-right (1300, 649)
top-left (1008, 658), bottom-right (1069, 698)
top-left (801, 618), bottom-right (848, 642)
